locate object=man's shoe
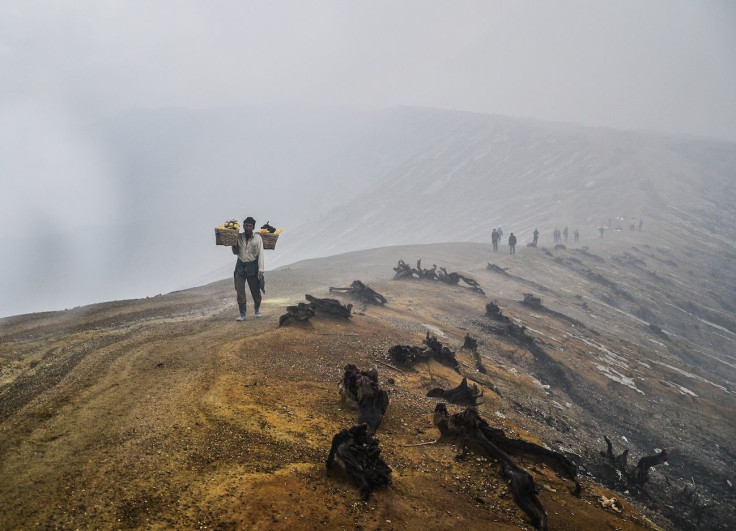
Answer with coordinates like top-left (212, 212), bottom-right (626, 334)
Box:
top-left (254, 310), bottom-right (261, 317)
top-left (236, 313), bottom-right (247, 321)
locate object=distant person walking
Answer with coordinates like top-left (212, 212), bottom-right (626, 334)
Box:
top-left (497, 227), bottom-right (504, 240)
top-left (563, 226), bottom-right (569, 242)
top-left (599, 226), bottom-right (605, 238)
top-left (491, 228), bottom-right (499, 252)
top-left (508, 233), bottom-right (517, 255)
top-left (532, 228), bottom-right (539, 247)
top-left (638, 218), bottom-right (644, 231)
top-left (574, 228), bottom-right (579, 243)
top-left (232, 216), bottom-right (264, 321)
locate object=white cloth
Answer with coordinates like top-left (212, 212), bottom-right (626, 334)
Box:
top-left (236, 232), bottom-right (264, 273)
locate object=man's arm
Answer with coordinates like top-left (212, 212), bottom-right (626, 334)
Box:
top-left (232, 244), bottom-right (239, 255)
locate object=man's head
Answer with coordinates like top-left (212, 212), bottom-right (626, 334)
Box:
top-left (243, 216), bottom-right (256, 235)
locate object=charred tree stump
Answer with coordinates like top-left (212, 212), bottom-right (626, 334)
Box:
top-left (423, 333), bottom-right (460, 372)
top-left (427, 377), bottom-right (483, 406)
top-left (387, 345), bottom-right (426, 367)
top-left (279, 302), bottom-right (316, 326)
top-left (339, 365), bottom-right (389, 434)
top-left (461, 333), bottom-right (478, 351)
top-left (326, 424), bottom-right (392, 500)
top-left (598, 437), bottom-right (672, 491)
top-left (305, 294), bottom-right (353, 318)
top-left (633, 448), bottom-right (670, 485)
top-left (329, 280), bottom-right (388, 305)
top-left (460, 333), bottom-right (487, 373)
top-left (601, 435), bottom-right (629, 471)
top-left (434, 404), bottom-right (548, 530)
top-left (486, 301), bottom-right (511, 322)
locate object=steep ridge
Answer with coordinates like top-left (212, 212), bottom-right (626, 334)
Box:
top-left (271, 108), bottom-right (736, 268)
top-left (1, 224), bottom-right (734, 529)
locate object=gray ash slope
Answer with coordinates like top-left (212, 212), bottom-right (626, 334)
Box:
top-left (271, 107), bottom-right (736, 271)
top-left (275, 232), bottom-right (736, 529)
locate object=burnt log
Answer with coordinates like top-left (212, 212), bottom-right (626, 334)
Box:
top-left (305, 294), bottom-right (352, 318)
top-left (388, 345), bottom-right (426, 367)
top-left (484, 423), bottom-right (578, 484)
top-left (393, 259), bottom-right (417, 280)
top-left (434, 404), bottom-right (548, 530)
top-left (326, 424), bottom-right (392, 500)
top-left (394, 259), bottom-right (483, 294)
top-left (388, 334), bottom-right (460, 373)
top-left (427, 377), bottom-right (483, 406)
top-left (455, 274), bottom-right (485, 295)
top-left (339, 365), bottom-right (390, 434)
top-left (329, 280), bottom-right (387, 305)
top-left (278, 302), bottom-right (316, 326)
top-left (436, 267), bottom-right (457, 284)
top-left (487, 263), bottom-right (510, 274)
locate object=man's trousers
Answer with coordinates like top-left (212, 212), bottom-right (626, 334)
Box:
top-left (234, 273), bottom-right (261, 313)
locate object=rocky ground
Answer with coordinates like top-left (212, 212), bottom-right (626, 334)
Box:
top-left (1, 223), bottom-right (735, 529)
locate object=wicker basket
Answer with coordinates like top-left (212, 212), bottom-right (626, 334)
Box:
top-left (215, 227), bottom-right (239, 246)
top-left (260, 232), bottom-right (279, 250)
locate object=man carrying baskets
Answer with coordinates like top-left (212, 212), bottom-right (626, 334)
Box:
top-left (232, 216), bottom-right (264, 321)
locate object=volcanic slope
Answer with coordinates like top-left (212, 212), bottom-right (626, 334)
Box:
top-left (1, 231), bottom-right (735, 529)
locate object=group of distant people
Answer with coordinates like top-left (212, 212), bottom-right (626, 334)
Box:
top-left (599, 217), bottom-right (644, 237)
top-left (551, 226), bottom-right (580, 243)
top-left (492, 224), bottom-right (583, 255)
top-left (492, 215), bottom-right (645, 256)
top-left (491, 227), bottom-right (518, 254)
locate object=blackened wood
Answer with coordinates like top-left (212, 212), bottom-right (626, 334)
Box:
top-left (427, 377), bottom-right (483, 406)
top-left (305, 294), bottom-right (353, 318)
top-left (329, 280), bottom-right (387, 305)
top-left (434, 404), bottom-right (548, 530)
top-left (339, 364), bottom-right (389, 434)
top-left (326, 424), bottom-right (392, 500)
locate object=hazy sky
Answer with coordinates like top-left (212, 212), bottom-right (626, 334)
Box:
top-left (1, 0), bottom-right (735, 316)
top-left (2, 0), bottom-right (735, 139)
